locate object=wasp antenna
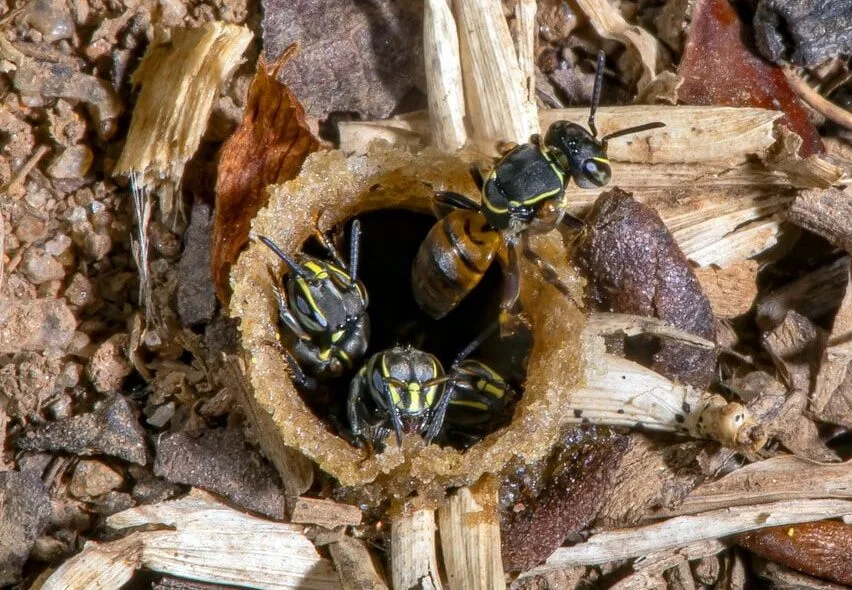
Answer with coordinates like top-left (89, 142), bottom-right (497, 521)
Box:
top-left (589, 50), bottom-right (606, 138)
top-left (256, 235), bottom-right (307, 278)
top-left (349, 219), bottom-right (361, 281)
top-left (600, 121), bottom-right (666, 143)
top-left (454, 321), bottom-right (499, 365)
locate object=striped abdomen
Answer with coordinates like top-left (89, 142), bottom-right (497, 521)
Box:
top-left (411, 210), bottom-right (500, 319)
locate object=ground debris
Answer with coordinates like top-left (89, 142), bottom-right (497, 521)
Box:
top-left (212, 44), bottom-right (318, 303)
top-left (153, 428), bottom-right (287, 519)
top-left (0, 298), bottom-right (76, 353)
top-left (754, 0), bottom-right (852, 67)
top-left (813, 263), bottom-right (852, 427)
top-left (737, 521), bottom-right (852, 586)
top-left (87, 333), bottom-right (132, 393)
top-left (261, 0), bottom-right (422, 119)
top-left (677, 0), bottom-right (823, 158)
top-left (177, 203), bottom-right (216, 325)
top-left (0, 469), bottom-right (52, 586)
top-left (576, 188), bottom-right (717, 389)
top-left (500, 427), bottom-right (629, 572)
top-left (17, 394), bottom-right (148, 465)
top-left (787, 187), bottom-right (852, 255)
top-left (290, 497), bottom-right (362, 530)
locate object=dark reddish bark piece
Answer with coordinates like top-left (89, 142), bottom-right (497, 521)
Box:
top-left (212, 45), bottom-right (319, 304)
top-left (738, 520), bottom-right (852, 586)
top-left (500, 427), bottom-right (630, 572)
top-left (576, 188), bottom-right (717, 389)
top-left (678, 0), bottom-right (823, 157)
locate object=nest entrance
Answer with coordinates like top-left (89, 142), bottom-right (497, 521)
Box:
top-left (231, 144), bottom-right (585, 507)
top-left (294, 209), bottom-right (522, 449)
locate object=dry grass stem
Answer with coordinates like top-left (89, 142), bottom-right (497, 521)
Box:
top-left (113, 23), bottom-right (252, 215)
top-left (656, 457), bottom-right (852, 517)
top-left (290, 498), bottom-right (362, 529)
top-left (586, 312), bottom-right (716, 350)
top-left (328, 538), bottom-right (388, 590)
top-left (522, 499), bottom-right (852, 575)
top-left (129, 172), bottom-right (156, 336)
top-left (572, 0), bottom-right (662, 90)
top-left (391, 509), bottom-right (444, 590)
top-left (452, 0), bottom-right (537, 143)
top-left (437, 486), bottom-right (505, 590)
top-left (40, 489), bottom-right (341, 590)
top-left (610, 540), bottom-right (728, 590)
top-left (784, 68), bottom-right (852, 131)
top-left (424, 0), bottom-right (467, 152)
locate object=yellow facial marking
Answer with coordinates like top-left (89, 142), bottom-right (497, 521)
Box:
top-left (331, 330), bottom-right (344, 343)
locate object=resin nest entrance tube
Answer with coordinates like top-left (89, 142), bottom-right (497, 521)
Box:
top-left (230, 143), bottom-right (585, 508)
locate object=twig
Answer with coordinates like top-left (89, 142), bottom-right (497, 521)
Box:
top-left (785, 68), bottom-right (852, 131)
top-left (129, 171), bottom-right (155, 336)
top-left (520, 499), bottom-right (852, 575)
top-left (6, 144), bottom-right (49, 196)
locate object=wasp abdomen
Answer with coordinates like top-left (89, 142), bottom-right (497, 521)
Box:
top-left (412, 210), bottom-right (500, 319)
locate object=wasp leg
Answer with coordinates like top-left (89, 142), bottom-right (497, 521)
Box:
top-left (347, 374), bottom-right (370, 447)
top-left (434, 191), bottom-right (480, 218)
top-left (310, 211), bottom-right (348, 269)
top-left (281, 348), bottom-right (318, 390)
top-left (469, 164), bottom-right (486, 192)
top-left (273, 286), bottom-right (312, 342)
top-left (423, 378), bottom-right (456, 443)
top-left (494, 238), bottom-right (528, 339)
top-left (520, 235), bottom-right (580, 308)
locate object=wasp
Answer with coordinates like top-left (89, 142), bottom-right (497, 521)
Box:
top-left (347, 345), bottom-right (451, 448)
top-left (347, 329), bottom-right (517, 449)
top-left (257, 216), bottom-right (369, 388)
top-left (441, 359), bottom-right (516, 448)
top-left (412, 51), bottom-right (665, 330)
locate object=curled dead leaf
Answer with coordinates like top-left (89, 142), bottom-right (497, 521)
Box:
top-left (212, 44), bottom-right (320, 304)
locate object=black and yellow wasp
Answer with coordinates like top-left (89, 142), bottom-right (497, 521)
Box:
top-left (412, 51), bottom-right (664, 332)
top-left (257, 217), bottom-right (369, 388)
top-left (347, 345), bottom-right (515, 449)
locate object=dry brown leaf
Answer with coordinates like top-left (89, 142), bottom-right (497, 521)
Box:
top-left (677, 0), bottom-right (823, 158)
top-left (787, 187), bottom-right (852, 253)
top-left (212, 44), bottom-right (319, 304)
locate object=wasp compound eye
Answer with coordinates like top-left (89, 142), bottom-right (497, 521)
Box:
top-left (579, 158), bottom-right (612, 188)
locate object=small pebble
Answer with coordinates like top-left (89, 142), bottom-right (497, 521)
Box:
top-left (87, 334), bottom-right (132, 393)
top-left (69, 460), bottom-right (124, 499)
top-left (64, 273), bottom-right (95, 307)
top-left (47, 394), bottom-right (74, 420)
top-left (13, 215), bottom-right (48, 244)
top-left (24, 188), bottom-right (49, 210)
top-left (44, 234), bottom-right (72, 256)
top-left (145, 402), bottom-right (175, 428)
top-left (65, 206), bottom-right (87, 224)
top-left (81, 231), bottom-right (111, 261)
top-left (21, 0), bottom-right (75, 42)
top-left (48, 145), bottom-right (93, 179)
top-left (20, 248), bottom-right (65, 284)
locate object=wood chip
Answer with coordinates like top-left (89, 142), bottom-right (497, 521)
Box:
top-left (694, 261), bottom-right (760, 318)
top-left (391, 509), bottom-right (443, 590)
top-left (113, 23), bottom-right (253, 214)
top-left (453, 0), bottom-right (538, 142)
top-left (290, 498), bottom-right (362, 530)
top-left (813, 262), bottom-right (852, 426)
top-left (424, 0), bottom-right (466, 152)
top-left (438, 485), bottom-right (505, 589)
top-left (327, 537), bottom-right (387, 590)
top-left (40, 489), bottom-right (341, 590)
top-left (572, 0), bottom-right (663, 90)
top-left (787, 187), bottom-right (852, 254)
top-left (656, 457), bottom-right (852, 517)
top-left (521, 499), bottom-right (852, 574)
